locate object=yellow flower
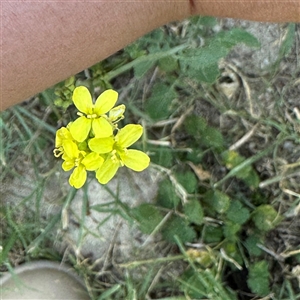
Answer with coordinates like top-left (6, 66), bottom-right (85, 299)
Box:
top-left (53, 127), bottom-right (73, 157)
top-left (69, 86), bottom-right (119, 142)
top-left (88, 124), bottom-right (150, 184)
top-left (62, 139), bottom-right (104, 188)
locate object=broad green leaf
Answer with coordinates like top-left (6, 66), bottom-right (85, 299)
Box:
top-left (204, 190), bottom-right (231, 214)
top-left (161, 215), bottom-right (196, 243)
top-left (196, 63), bottom-right (220, 83)
top-left (131, 203), bottom-right (164, 234)
top-left (223, 221), bottom-right (241, 240)
top-left (175, 170), bottom-right (197, 194)
top-left (242, 168), bottom-right (260, 188)
top-left (134, 60), bottom-right (155, 78)
top-left (244, 235), bottom-right (263, 256)
top-left (203, 225), bottom-right (223, 243)
top-left (183, 61), bottom-right (220, 83)
top-left (252, 205), bottom-right (282, 232)
top-left (184, 115), bottom-right (207, 137)
top-left (247, 261), bottom-right (270, 296)
top-left (150, 146), bottom-right (174, 167)
top-left (226, 200), bottom-right (250, 225)
top-left (222, 150), bottom-right (260, 188)
top-left (184, 199), bottom-right (204, 225)
top-left (184, 115), bottom-right (224, 149)
top-left (180, 28), bottom-right (259, 84)
top-left (200, 126), bottom-right (225, 149)
top-left (145, 82), bottom-right (177, 121)
top-left (158, 56), bottom-right (178, 72)
top-left (216, 28), bottom-right (260, 48)
top-left (157, 178), bottom-right (180, 209)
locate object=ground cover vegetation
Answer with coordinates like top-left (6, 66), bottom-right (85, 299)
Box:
top-left (1, 17), bottom-right (300, 299)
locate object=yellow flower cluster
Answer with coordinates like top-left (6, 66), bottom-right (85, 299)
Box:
top-left (54, 86), bottom-right (150, 189)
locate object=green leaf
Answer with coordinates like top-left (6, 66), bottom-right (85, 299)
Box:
top-left (196, 63), bottom-right (220, 83)
top-left (149, 146), bottom-right (174, 168)
top-left (133, 60), bottom-right (155, 78)
top-left (216, 142), bottom-right (277, 188)
top-left (222, 150), bottom-right (244, 168)
top-left (185, 40), bottom-right (228, 67)
top-left (145, 82), bottom-right (177, 121)
top-left (203, 225), bottom-right (223, 243)
top-left (226, 200), bottom-right (250, 225)
top-left (216, 28), bottom-right (260, 48)
top-left (180, 28), bottom-right (259, 84)
top-left (161, 215), bottom-right (196, 243)
top-left (158, 56), bottom-right (178, 72)
top-left (184, 115), bottom-right (224, 149)
top-left (244, 235), bottom-right (263, 256)
top-left (204, 190), bottom-right (231, 214)
top-left (200, 126), bottom-right (225, 149)
top-left (221, 150), bottom-right (260, 187)
top-left (184, 199), bottom-right (204, 225)
top-left (223, 221), bottom-right (241, 240)
top-left (252, 204), bottom-right (282, 232)
top-left (184, 115), bottom-right (207, 137)
top-left (175, 170), bottom-right (197, 194)
top-left (223, 242), bottom-right (243, 267)
top-left (247, 261), bottom-right (270, 296)
top-left (131, 203), bottom-right (164, 234)
top-left (242, 168), bottom-right (260, 188)
top-left (157, 178), bottom-right (180, 209)
top-left (183, 59), bottom-right (220, 83)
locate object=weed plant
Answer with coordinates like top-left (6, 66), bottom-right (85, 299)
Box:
top-left (1, 17), bottom-right (300, 299)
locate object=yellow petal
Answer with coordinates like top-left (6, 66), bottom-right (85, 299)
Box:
top-left (81, 152), bottom-right (104, 171)
top-left (62, 140), bottom-right (79, 159)
top-left (72, 86), bottom-right (93, 115)
top-left (55, 127), bottom-right (72, 147)
top-left (69, 165), bottom-right (87, 189)
top-left (116, 124), bottom-right (143, 148)
top-left (121, 149), bottom-right (150, 171)
top-left (92, 117), bottom-right (113, 138)
top-left (96, 157), bottom-right (119, 184)
top-left (94, 89), bottom-right (118, 115)
top-left (69, 116), bottom-right (92, 142)
top-left (88, 137), bottom-right (114, 154)
top-left (62, 159), bottom-right (74, 171)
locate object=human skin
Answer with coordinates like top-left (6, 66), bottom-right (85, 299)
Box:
top-left (1, 1), bottom-right (299, 111)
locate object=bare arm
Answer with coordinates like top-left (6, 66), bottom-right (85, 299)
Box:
top-left (1, 1), bottom-right (299, 111)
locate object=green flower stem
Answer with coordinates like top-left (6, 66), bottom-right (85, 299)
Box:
top-left (95, 43), bottom-right (189, 84)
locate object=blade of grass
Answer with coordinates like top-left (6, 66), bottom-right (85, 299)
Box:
top-left (27, 212), bottom-right (61, 254)
top-left (0, 232), bottom-right (17, 265)
top-left (14, 106), bottom-right (56, 134)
